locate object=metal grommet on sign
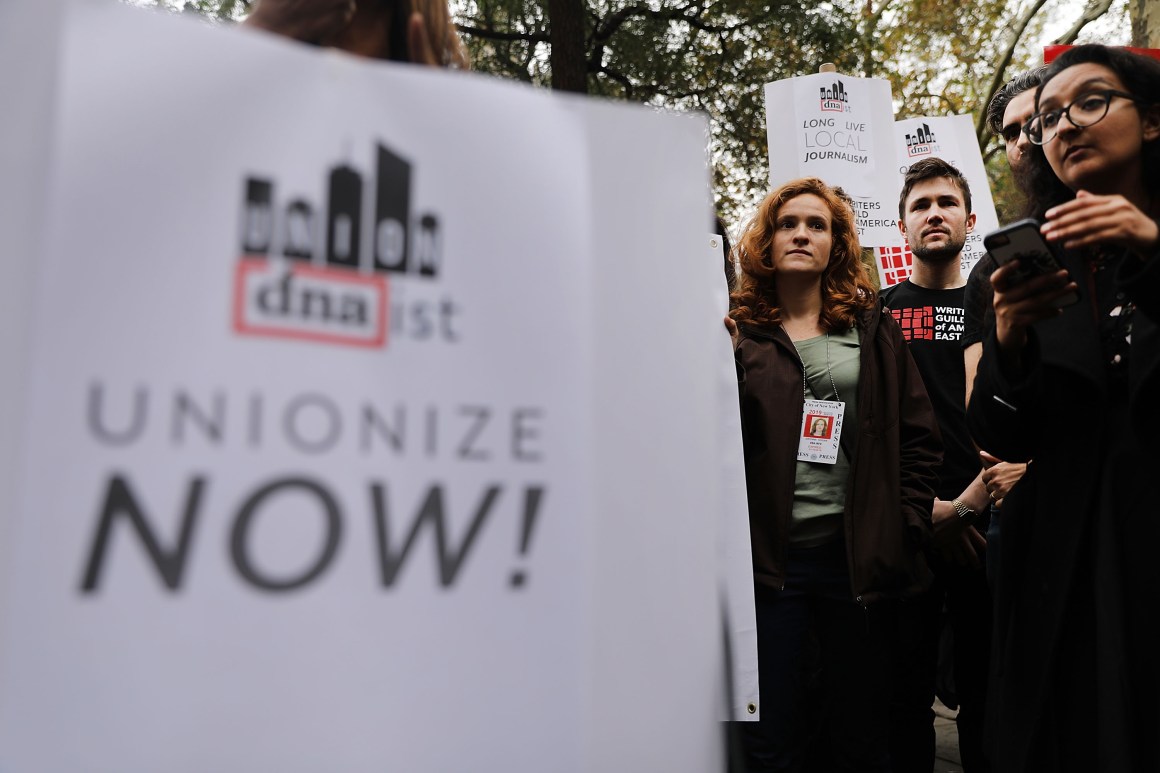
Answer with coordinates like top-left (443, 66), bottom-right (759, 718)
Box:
top-left (710, 238), bottom-right (719, 249)
top-left (747, 703), bottom-right (757, 714)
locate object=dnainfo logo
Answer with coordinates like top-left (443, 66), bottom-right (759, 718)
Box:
top-left (234, 140), bottom-right (454, 349)
top-left (819, 79), bottom-right (851, 113)
top-left (904, 123), bottom-right (940, 158)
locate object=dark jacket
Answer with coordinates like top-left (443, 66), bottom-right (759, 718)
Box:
top-left (967, 248), bottom-right (1160, 773)
top-left (736, 301), bottom-right (942, 604)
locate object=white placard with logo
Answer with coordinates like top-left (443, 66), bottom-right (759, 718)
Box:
top-left (0, 0), bottom-right (726, 770)
top-left (706, 234), bottom-right (760, 720)
top-left (765, 73), bottom-right (900, 246)
top-left (876, 114), bottom-right (1001, 288)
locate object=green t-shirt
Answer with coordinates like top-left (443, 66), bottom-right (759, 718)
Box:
top-left (790, 326), bottom-right (860, 547)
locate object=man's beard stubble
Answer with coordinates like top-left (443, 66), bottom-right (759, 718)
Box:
top-left (911, 234), bottom-right (966, 263)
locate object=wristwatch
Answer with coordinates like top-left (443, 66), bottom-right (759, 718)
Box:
top-left (951, 498), bottom-right (977, 523)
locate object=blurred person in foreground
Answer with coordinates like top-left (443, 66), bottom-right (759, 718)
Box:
top-left (727, 177), bottom-right (940, 772)
top-left (968, 44), bottom-right (1160, 773)
top-left (244, 0), bottom-right (468, 67)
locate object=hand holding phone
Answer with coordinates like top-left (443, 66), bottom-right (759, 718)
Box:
top-left (983, 219), bottom-right (1079, 308)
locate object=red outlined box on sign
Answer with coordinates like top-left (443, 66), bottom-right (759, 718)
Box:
top-left (233, 257), bottom-right (388, 348)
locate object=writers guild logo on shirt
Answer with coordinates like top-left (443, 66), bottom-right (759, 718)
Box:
top-left (234, 140), bottom-right (454, 349)
top-left (904, 123), bottom-right (940, 158)
top-left (819, 79), bottom-right (851, 113)
top-left (889, 304), bottom-right (965, 342)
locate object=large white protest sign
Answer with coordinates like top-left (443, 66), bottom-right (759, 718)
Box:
top-left (0, 1), bottom-right (727, 769)
top-left (706, 234), bottom-right (759, 721)
top-left (765, 73), bottom-right (899, 246)
top-left (873, 114), bottom-right (1002, 287)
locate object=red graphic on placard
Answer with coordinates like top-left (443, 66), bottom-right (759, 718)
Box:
top-left (233, 140), bottom-right (447, 350)
top-left (889, 305), bottom-right (935, 341)
top-left (233, 259), bottom-right (388, 348)
top-left (876, 244), bottom-right (914, 287)
top-left (805, 414), bottom-right (833, 439)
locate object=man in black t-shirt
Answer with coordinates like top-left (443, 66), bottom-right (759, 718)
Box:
top-left (882, 158), bottom-right (993, 773)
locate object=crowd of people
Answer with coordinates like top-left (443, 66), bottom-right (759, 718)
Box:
top-left (236, 4), bottom-right (1157, 770)
top-left (728, 45), bottom-right (1160, 773)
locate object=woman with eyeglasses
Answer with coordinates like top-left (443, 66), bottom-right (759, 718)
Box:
top-left (968, 44), bottom-right (1160, 773)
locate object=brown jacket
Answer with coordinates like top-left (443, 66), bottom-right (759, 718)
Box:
top-left (736, 302), bottom-right (941, 603)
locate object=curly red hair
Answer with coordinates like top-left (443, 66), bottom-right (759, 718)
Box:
top-left (729, 178), bottom-right (876, 331)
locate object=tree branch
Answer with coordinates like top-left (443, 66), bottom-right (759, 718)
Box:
top-left (593, 1), bottom-right (730, 42)
top-left (974, 0), bottom-right (1051, 143)
top-left (598, 65), bottom-right (634, 98)
top-left (1053, 0), bottom-right (1114, 45)
top-left (456, 24), bottom-right (547, 43)
top-left (857, 0), bottom-right (898, 77)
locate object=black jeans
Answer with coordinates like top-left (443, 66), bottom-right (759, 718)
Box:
top-left (740, 540), bottom-right (892, 773)
top-left (889, 552), bottom-right (992, 773)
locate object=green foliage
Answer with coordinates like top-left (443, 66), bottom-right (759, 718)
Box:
top-left (459, 0), bottom-right (863, 223)
top-left (124, 0), bottom-right (251, 21)
top-left (125, 0), bottom-right (1128, 228)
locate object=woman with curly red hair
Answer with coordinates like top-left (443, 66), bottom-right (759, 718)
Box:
top-left (729, 178), bottom-right (941, 772)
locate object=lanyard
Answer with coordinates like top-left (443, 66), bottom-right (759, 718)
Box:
top-left (801, 333), bottom-right (840, 402)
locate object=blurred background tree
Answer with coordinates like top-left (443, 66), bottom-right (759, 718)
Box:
top-left (132, 0), bottom-right (1133, 227)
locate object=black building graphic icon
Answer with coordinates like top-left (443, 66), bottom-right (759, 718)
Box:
top-left (905, 123), bottom-right (937, 151)
top-left (326, 164), bottom-right (362, 268)
top-left (819, 81), bottom-right (848, 103)
top-left (240, 141), bottom-right (440, 279)
top-left (374, 145), bottom-right (410, 273)
top-left (819, 80), bottom-right (850, 111)
top-left (241, 178), bottom-right (273, 255)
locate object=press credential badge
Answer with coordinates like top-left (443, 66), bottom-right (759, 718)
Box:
top-left (797, 399), bottom-right (843, 464)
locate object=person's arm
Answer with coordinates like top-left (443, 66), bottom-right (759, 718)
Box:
top-left (887, 312), bottom-right (942, 548)
top-left (961, 254), bottom-right (996, 409)
top-left (979, 450), bottom-right (1026, 509)
top-left (930, 474), bottom-right (989, 567)
top-left (1041, 190), bottom-right (1160, 257)
top-left (963, 342), bottom-right (982, 408)
top-left (724, 316), bottom-right (739, 350)
top-left (967, 321), bottom-right (1047, 465)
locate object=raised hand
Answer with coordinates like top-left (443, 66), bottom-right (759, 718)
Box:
top-left (1041, 190), bottom-right (1160, 256)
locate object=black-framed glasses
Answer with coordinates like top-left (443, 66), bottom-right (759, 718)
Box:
top-left (1023, 89), bottom-right (1144, 146)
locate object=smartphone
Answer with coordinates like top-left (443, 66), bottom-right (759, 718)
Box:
top-left (983, 219), bottom-right (1079, 308)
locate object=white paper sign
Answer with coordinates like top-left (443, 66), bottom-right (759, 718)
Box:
top-left (765, 73), bottom-right (900, 246)
top-left (0, 1), bottom-right (725, 770)
top-left (707, 234), bottom-right (759, 721)
top-left (877, 114), bottom-right (1001, 287)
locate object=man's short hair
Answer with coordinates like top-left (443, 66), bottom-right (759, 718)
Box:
top-left (985, 68), bottom-right (1047, 135)
top-left (898, 157), bottom-right (972, 220)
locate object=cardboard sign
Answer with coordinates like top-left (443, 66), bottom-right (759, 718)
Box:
top-left (0, 1), bottom-right (727, 769)
top-left (879, 114), bottom-right (1001, 287)
top-left (765, 73), bottom-right (900, 246)
top-left (706, 234), bottom-right (759, 720)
